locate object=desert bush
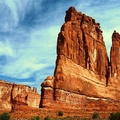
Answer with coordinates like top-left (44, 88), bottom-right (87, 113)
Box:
top-left (36, 116), bottom-right (40, 120)
top-left (109, 113), bottom-right (115, 120)
top-left (92, 112), bottom-right (100, 119)
top-left (44, 116), bottom-right (51, 120)
top-left (0, 112), bottom-right (10, 120)
top-left (58, 111), bottom-right (63, 116)
top-left (109, 112), bottom-right (120, 120)
top-left (31, 116), bottom-right (40, 120)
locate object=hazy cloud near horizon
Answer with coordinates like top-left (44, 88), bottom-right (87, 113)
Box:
top-left (0, 0), bottom-right (120, 92)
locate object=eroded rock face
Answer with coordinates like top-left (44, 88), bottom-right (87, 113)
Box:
top-left (0, 80), bottom-right (12, 112)
top-left (110, 31), bottom-right (120, 78)
top-left (0, 80), bottom-right (40, 112)
top-left (40, 76), bottom-right (54, 108)
top-left (58, 7), bottom-right (108, 76)
top-left (40, 7), bottom-right (120, 111)
top-left (53, 6), bottom-right (110, 99)
top-left (108, 31), bottom-right (120, 87)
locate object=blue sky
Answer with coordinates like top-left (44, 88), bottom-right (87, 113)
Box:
top-left (0, 0), bottom-right (120, 92)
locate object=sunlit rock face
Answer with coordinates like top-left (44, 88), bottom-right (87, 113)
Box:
top-left (0, 80), bottom-right (12, 112)
top-left (40, 76), bottom-right (54, 108)
top-left (108, 31), bottom-right (120, 88)
top-left (40, 6), bottom-right (120, 111)
top-left (110, 31), bottom-right (120, 78)
top-left (55, 6), bottom-right (109, 93)
top-left (0, 80), bottom-right (40, 112)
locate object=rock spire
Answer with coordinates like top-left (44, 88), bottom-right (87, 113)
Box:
top-left (41, 7), bottom-right (120, 111)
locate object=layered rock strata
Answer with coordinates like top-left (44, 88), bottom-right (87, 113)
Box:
top-left (0, 80), bottom-right (40, 112)
top-left (41, 7), bottom-right (120, 111)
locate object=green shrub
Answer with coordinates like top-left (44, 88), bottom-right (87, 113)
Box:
top-left (44, 116), bottom-right (51, 120)
top-left (36, 116), bottom-right (40, 120)
top-left (109, 112), bottom-right (120, 120)
top-left (31, 116), bottom-right (40, 120)
top-left (0, 112), bottom-right (10, 120)
top-left (109, 113), bottom-right (115, 120)
top-left (58, 111), bottom-right (63, 116)
top-left (92, 112), bottom-right (100, 119)
top-left (31, 116), bottom-right (36, 120)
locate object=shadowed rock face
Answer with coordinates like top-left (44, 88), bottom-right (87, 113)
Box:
top-left (41, 7), bottom-right (120, 111)
top-left (0, 80), bottom-right (40, 112)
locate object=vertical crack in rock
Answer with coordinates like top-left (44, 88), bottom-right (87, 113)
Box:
top-left (10, 83), bottom-right (14, 110)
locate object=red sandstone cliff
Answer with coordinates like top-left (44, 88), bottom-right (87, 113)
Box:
top-left (0, 80), bottom-right (40, 112)
top-left (40, 7), bottom-right (120, 111)
top-left (108, 31), bottom-right (120, 87)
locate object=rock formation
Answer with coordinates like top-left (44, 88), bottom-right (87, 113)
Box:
top-left (108, 31), bottom-right (120, 87)
top-left (40, 7), bottom-right (120, 111)
top-left (1, 6), bottom-right (120, 115)
top-left (0, 80), bottom-right (40, 112)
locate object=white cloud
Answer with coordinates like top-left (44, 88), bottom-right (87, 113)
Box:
top-left (0, 25), bottom-right (59, 79)
top-left (0, 0), bottom-right (19, 30)
top-left (4, 0), bottom-right (18, 26)
top-left (0, 0), bottom-right (43, 30)
top-left (2, 57), bottom-right (47, 79)
top-left (0, 41), bottom-right (14, 56)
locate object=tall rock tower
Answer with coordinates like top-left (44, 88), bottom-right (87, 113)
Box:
top-left (110, 31), bottom-right (120, 78)
top-left (40, 7), bottom-right (120, 111)
top-left (107, 31), bottom-right (120, 88)
top-left (54, 7), bottom-right (109, 93)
